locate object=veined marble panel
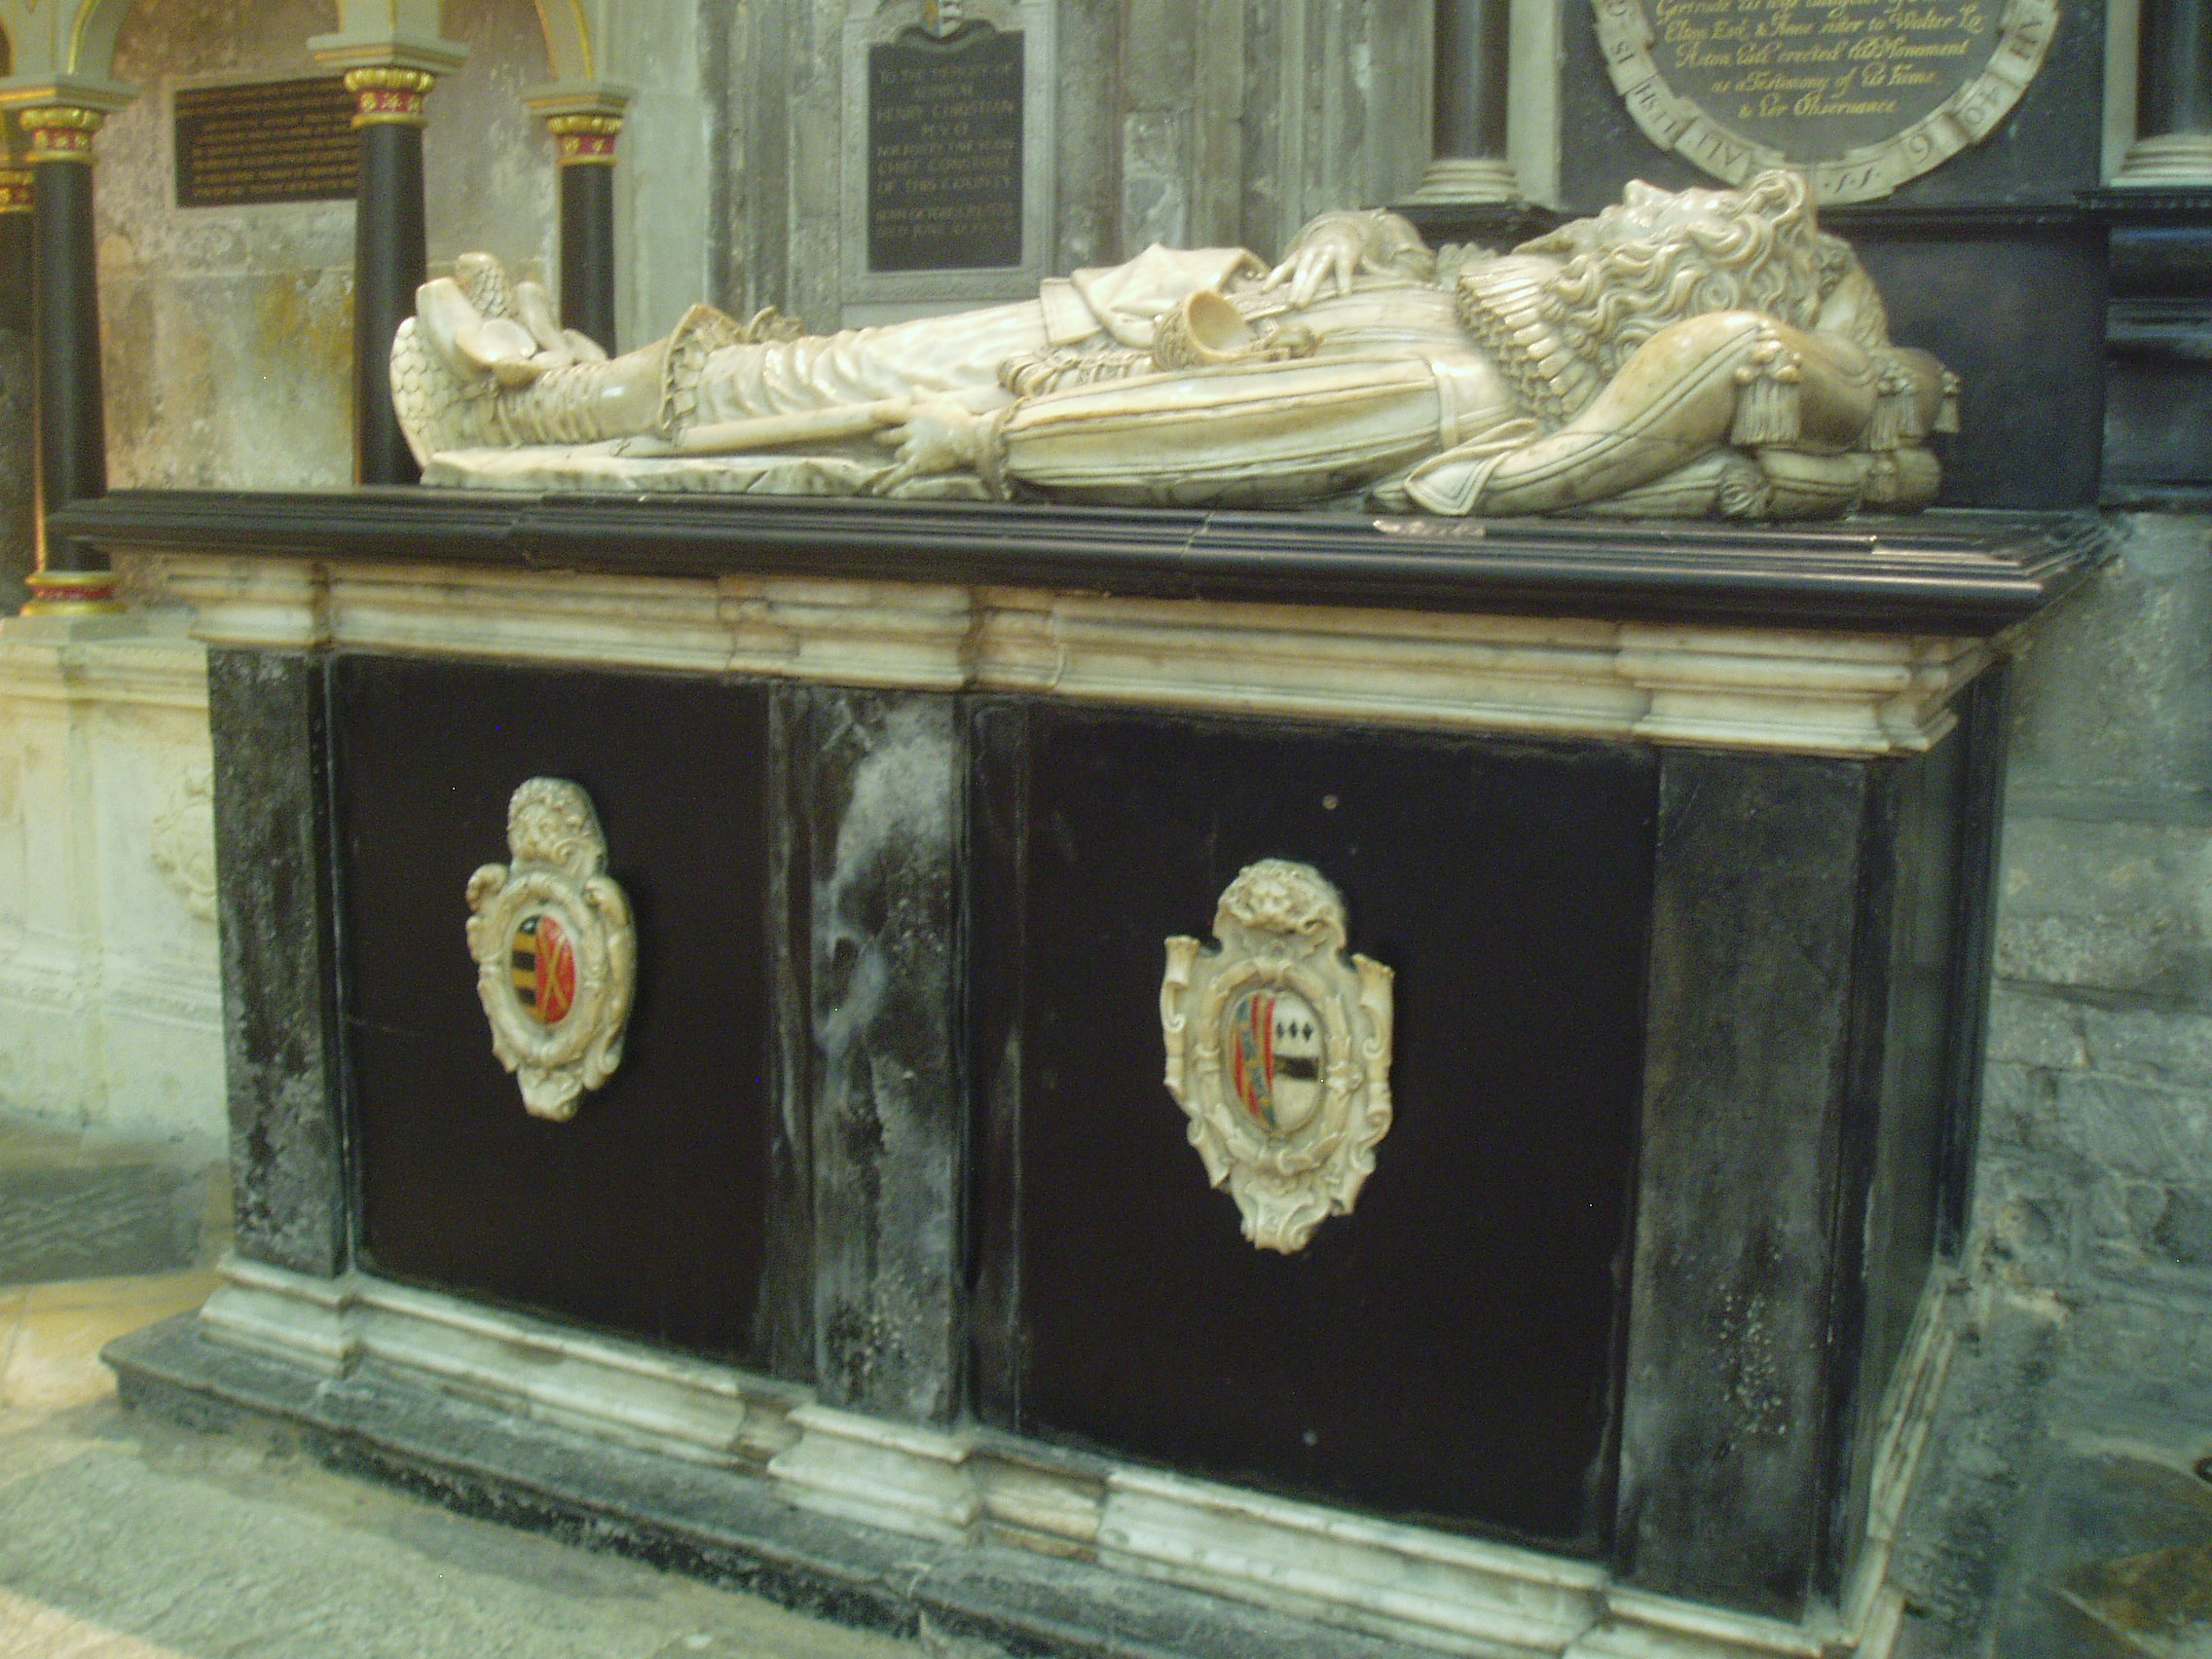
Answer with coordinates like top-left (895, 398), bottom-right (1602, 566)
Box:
top-left (198, 1257), bottom-right (1952, 1659)
top-left (155, 554), bottom-right (1994, 757)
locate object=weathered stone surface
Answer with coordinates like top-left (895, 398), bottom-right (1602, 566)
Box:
top-left (2008, 517), bottom-right (2212, 810)
top-left (1985, 984), bottom-right (2090, 1071)
top-left (1899, 512), bottom-right (2212, 1655)
top-left (207, 650), bottom-right (347, 1279)
top-left (787, 689), bottom-right (962, 1425)
top-left (99, 0), bottom-right (558, 490)
top-left (1992, 817), bottom-right (2212, 1001)
top-left (1620, 748), bottom-right (1870, 1618)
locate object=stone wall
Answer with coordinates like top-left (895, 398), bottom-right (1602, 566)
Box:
top-left (97, 0), bottom-right (555, 491)
top-left (723, 0), bottom-right (1427, 330)
top-left (1893, 510), bottom-right (2212, 1658)
top-left (0, 622), bottom-right (222, 1156)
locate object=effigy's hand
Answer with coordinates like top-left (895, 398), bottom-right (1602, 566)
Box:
top-left (1264, 221), bottom-right (1366, 311)
top-left (870, 399), bottom-right (984, 494)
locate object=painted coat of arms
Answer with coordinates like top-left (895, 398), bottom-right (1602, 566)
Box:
top-left (1161, 860), bottom-right (1395, 1254)
top-left (464, 778), bottom-right (636, 1122)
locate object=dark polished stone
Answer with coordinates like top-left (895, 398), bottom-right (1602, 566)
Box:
top-left (32, 157), bottom-right (108, 571)
top-left (1431, 0), bottom-right (1510, 163)
top-left (208, 649), bottom-right (349, 1277)
top-left (972, 700), bottom-right (1656, 1552)
top-left (352, 121), bottom-right (424, 486)
top-left (866, 21), bottom-right (1023, 273)
top-left (329, 654), bottom-right (780, 1366)
top-left (559, 163), bottom-right (617, 352)
top-left (1839, 226), bottom-right (2109, 509)
top-left (53, 491), bottom-right (2106, 637)
top-left (1619, 735), bottom-right (1971, 1617)
top-left (780, 687), bottom-right (963, 1423)
top-left (1622, 749), bottom-right (1873, 1614)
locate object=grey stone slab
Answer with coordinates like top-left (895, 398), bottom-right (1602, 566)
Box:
top-left (0, 1164), bottom-right (204, 1287)
top-left (1618, 747), bottom-right (1872, 1619)
top-left (208, 648), bottom-right (349, 1279)
top-left (108, 1314), bottom-right (1417, 1659)
top-left (1992, 816), bottom-right (2212, 1004)
top-left (1987, 983), bottom-right (2092, 1071)
top-left (2079, 1003), bottom-right (2212, 1089)
top-left (786, 688), bottom-right (963, 1424)
top-left (2007, 515), bottom-right (2212, 805)
top-left (2043, 1072), bottom-right (2212, 1186)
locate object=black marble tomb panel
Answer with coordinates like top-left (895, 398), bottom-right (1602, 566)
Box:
top-left (329, 654), bottom-right (781, 1368)
top-left (970, 700), bottom-right (1658, 1552)
top-left (1836, 227), bottom-right (2108, 510)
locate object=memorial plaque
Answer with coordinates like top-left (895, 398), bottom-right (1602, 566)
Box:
top-left (1593, 0), bottom-right (2059, 203)
top-left (866, 22), bottom-right (1024, 273)
top-left (175, 78), bottom-right (356, 210)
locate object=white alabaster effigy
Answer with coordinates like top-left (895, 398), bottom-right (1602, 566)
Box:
top-left (392, 169), bottom-right (1957, 521)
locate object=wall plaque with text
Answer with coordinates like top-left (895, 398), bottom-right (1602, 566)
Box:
top-left (867, 22), bottom-right (1025, 273)
top-left (175, 77), bottom-right (357, 209)
top-left (1593, 0), bottom-right (2059, 203)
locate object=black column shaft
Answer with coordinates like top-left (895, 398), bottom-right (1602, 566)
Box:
top-left (2140, 0), bottom-right (2212, 138)
top-left (1434, 0), bottom-right (1511, 160)
top-left (559, 163), bottom-right (617, 353)
top-left (1, 205), bottom-right (34, 586)
top-left (34, 159), bottom-right (106, 571)
top-left (354, 120), bottom-right (426, 486)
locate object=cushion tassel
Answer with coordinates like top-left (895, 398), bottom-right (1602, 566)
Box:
top-left (1730, 338), bottom-right (1804, 448)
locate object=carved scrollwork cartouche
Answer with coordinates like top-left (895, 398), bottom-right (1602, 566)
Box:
top-left (464, 778), bottom-right (636, 1122)
top-left (1161, 861), bottom-right (1395, 1254)
top-left (1592, 0), bottom-right (2060, 204)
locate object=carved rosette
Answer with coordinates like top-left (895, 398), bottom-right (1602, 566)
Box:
top-left (464, 779), bottom-right (636, 1122)
top-left (1161, 861), bottom-right (1394, 1254)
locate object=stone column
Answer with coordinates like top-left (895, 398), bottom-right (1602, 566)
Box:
top-left (525, 82), bottom-right (634, 353)
top-left (1410, 0), bottom-right (1517, 203)
top-left (2120, 0), bottom-right (2212, 183)
top-left (309, 30), bottom-right (468, 485)
top-left (15, 100), bottom-right (129, 614)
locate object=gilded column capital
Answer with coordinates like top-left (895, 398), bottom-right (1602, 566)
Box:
top-left (16, 106), bottom-right (106, 164)
top-left (546, 114), bottom-right (622, 166)
top-left (344, 67), bottom-right (438, 129)
top-left (0, 168), bottom-right (32, 213)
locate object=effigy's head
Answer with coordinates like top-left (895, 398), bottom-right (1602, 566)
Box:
top-left (1524, 169), bottom-right (1849, 377)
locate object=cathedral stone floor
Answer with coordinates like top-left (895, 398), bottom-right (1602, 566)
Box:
top-left (0, 1116), bottom-right (926, 1659)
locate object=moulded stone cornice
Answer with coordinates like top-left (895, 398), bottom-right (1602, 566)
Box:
top-left (155, 553), bottom-right (1999, 758)
top-left (0, 74), bottom-right (135, 116)
top-left (0, 630), bottom-right (209, 712)
top-left (305, 29), bottom-right (470, 78)
top-left (521, 78), bottom-right (637, 122)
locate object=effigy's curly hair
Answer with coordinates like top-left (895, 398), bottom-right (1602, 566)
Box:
top-left (1524, 170), bottom-right (1854, 382)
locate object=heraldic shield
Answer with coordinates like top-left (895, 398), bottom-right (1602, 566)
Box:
top-left (1161, 861), bottom-right (1395, 1254)
top-left (464, 778), bottom-right (636, 1122)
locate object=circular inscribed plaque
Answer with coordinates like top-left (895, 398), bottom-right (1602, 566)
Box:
top-left (1593, 0), bottom-right (2060, 203)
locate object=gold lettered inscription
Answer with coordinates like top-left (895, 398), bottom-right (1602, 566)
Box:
top-left (1593, 0), bottom-right (2059, 203)
top-left (173, 78), bottom-right (358, 208)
